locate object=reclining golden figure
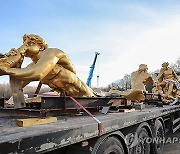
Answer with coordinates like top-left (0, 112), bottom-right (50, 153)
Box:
top-left (105, 64), bottom-right (153, 102)
top-left (0, 34), bottom-right (95, 97)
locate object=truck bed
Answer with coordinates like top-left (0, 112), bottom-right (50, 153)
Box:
top-left (0, 104), bottom-right (180, 153)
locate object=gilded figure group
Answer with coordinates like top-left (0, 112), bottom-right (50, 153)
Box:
top-left (0, 34), bottom-right (179, 104)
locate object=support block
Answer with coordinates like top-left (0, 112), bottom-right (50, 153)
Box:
top-left (16, 117), bottom-right (57, 127)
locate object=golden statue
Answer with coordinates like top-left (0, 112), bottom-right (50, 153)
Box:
top-left (131, 64), bottom-right (154, 91)
top-left (155, 62), bottom-right (180, 103)
top-left (0, 34), bottom-right (95, 97)
top-left (104, 64), bottom-right (153, 103)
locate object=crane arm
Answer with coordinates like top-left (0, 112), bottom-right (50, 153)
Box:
top-left (86, 52), bottom-right (100, 87)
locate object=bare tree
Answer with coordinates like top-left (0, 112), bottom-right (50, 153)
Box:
top-left (0, 83), bottom-right (50, 99)
top-left (123, 74), bottom-right (131, 90)
top-left (171, 57), bottom-right (180, 73)
top-left (106, 74), bottom-right (131, 91)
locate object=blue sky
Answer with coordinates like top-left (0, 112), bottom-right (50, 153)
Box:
top-left (1, 0), bottom-right (180, 87)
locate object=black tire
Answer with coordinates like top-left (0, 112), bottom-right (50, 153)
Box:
top-left (95, 136), bottom-right (125, 154)
top-left (153, 120), bottom-right (165, 154)
top-left (130, 127), bottom-right (150, 154)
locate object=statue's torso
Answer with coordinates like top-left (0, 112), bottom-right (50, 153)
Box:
top-left (163, 68), bottom-right (174, 80)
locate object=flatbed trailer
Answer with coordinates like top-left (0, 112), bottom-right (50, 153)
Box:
top-left (0, 98), bottom-right (180, 154)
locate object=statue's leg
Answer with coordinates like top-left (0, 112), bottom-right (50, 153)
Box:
top-left (51, 67), bottom-right (95, 97)
top-left (167, 82), bottom-right (174, 97)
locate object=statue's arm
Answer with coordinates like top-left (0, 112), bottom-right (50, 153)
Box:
top-left (20, 63), bottom-right (35, 87)
top-left (0, 50), bottom-right (60, 80)
top-left (57, 50), bottom-right (76, 73)
top-left (147, 74), bottom-right (154, 83)
top-left (157, 69), bottom-right (164, 82)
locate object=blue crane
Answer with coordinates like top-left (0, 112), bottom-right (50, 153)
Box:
top-left (86, 52), bottom-right (100, 87)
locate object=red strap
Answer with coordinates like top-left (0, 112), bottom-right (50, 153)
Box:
top-left (69, 96), bottom-right (103, 136)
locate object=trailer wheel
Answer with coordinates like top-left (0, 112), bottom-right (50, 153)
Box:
top-left (153, 120), bottom-right (164, 154)
top-left (95, 136), bottom-right (124, 154)
top-left (130, 127), bottom-right (150, 154)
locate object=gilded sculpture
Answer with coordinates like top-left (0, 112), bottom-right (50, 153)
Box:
top-left (1, 34), bottom-right (179, 105)
top-left (131, 64), bottom-right (154, 91)
top-left (105, 64), bottom-right (153, 102)
top-left (154, 62), bottom-right (180, 103)
top-left (0, 34), bottom-right (95, 97)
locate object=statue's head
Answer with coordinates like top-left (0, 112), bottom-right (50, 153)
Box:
top-left (138, 64), bottom-right (148, 72)
top-left (23, 34), bottom-right (48, 51)
top-left (162, 62), bottom-right (169, 68)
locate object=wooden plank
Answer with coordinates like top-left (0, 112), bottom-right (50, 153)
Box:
top-left (10, 76), bottom-right (26, 108)
top-left (16, 117), bottom-right (57, 127)
top-left (25, 96), bottom-right (42, 104)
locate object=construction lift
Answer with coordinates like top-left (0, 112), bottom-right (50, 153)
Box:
top-left (86, 52), bottom-right (100, 87)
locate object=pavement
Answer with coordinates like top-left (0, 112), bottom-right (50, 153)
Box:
top-left (163, 129), bottom-right (180, 154)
